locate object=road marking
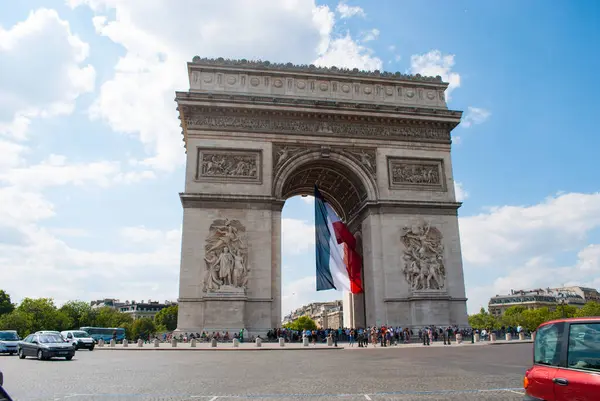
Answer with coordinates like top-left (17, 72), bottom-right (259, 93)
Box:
top-left (364, 395), bottom-right (372, 400)
top-left (506, 390), bottom-right (525, 395)
top-left (209, 397), bottom-right (219, 401)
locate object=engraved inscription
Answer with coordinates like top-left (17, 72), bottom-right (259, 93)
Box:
top-left (197, 148), bottom-right (261, 183)
top-left (388, 157), bottom-right (445, 190)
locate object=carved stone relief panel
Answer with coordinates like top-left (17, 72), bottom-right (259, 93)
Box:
top-left (343, 148), bottom-right (377, 176)
top-left (400, 222), bottom-right (446, 291)
top-left (204, 218), bottom-right (249, 294)
top-left (196, 148), bottom-right (261, 183)
top-left (387, 157), bottom-right (446, 191)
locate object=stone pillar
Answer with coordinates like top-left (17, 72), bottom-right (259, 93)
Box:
top-left (455, 334), bottom-right (463, 344)
top-left (211, 338), bottom-right (217, 348)
top-left (191, 338), bottom-right (197, 347)
top-left (255, 337), bottom-right (262, 347)
top-left (490, 333), bottom-right (496, 342)
top-left (505, 333), bottom-right (512, 341)
top-left (137, 339), bottom-right (143, 347)
top-left (474, 333), bottom-right (480, 342)
top-left (171, 338), bottom-right (177, 347)
top-left (327, 336), bottom-right (333, 346)
top-left (110, 339), bottom-right (115, 347)
top-left (98, 339), bottom-right (104, 347)
top-left (122, 339), bottom-right (128, 347)
top-left (153, 339), bottom-right (160, 347)
top-left (233, 338), bottom-right (239, 348)
top-left (279, 338), bottom-right (285, 347)
top-left (303, 336), bottom-right (309, 347)
top-left (519, 332), bottom-right (525, 341)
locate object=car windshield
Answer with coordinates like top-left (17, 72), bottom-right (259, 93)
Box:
top-left (38, 335), bottom-right (65, 344)
top-left (72, 331), bottom-right (89, 338)
top-left (0, 332), bottom-right (18, 340)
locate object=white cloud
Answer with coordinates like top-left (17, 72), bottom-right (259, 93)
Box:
top-left (460, 192), bottom-right (600, 266)
top-left (282, 218), bottom-right (315, 254)
top-left (461, 192), bottom-right (600, 312)
top-left (454, 182), bottom-right (468, 202)
top-left (67, 1), bottom-right (381, 171)
top-left (336, 2), bottom-right (366, 19)
top-left (315, 33), bottom-right (382, 70)
top-left (281, 275), bottom-right (340, 315)
top-left (0, 8), bottom-right (95, 139)
top-left (462, 106), bottom-right (491, 128)
top-left (360, 28), bottom-right (380, 42)
top-left (410, 50), bottom-right (460, 100)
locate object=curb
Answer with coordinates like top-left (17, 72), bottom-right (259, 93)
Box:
top-left (487, 340), bottom-right (533, 345)
top-left (95, 346), bottom-right (345, 352)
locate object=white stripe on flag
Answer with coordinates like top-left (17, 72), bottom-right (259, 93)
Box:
top-left (325, 213), bottom-right (351, 292)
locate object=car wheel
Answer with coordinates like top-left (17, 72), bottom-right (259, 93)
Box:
top-left (65, 355), bottom-right (73, 361)
top-left (9, 352), bottom-right (14, 356)
top-left (18, 349), bottom-right (25, 359)
top-left (89, 345), bottom-right (94, 351)
top-left (37, 350), bottom-right (44, 360)
top-left (73, 344), bottom-right (78, 351)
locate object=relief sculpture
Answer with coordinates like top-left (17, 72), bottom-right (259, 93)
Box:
top-left (198, 149), bottom-right (260, 182)
top-left (203, 219), bottom-right (249, 293)
top-left (346, 149), bottom-right (376, 175)
top-left (400, 223), bottom-right (445, 291)
top-left (388, 158), bottom-right (445, 190)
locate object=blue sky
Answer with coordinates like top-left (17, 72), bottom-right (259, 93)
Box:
top-left (1, 0), bottom-right (599, 317)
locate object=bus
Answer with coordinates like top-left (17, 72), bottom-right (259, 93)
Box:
top-left (79, 327), bottom-right (126, 343)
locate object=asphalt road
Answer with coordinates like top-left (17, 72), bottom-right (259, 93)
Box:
top-left (0, 343), bottom-right (531, 401)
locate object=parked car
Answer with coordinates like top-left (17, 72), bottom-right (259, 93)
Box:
top-left (61, 330), bottom-right (95, 351)
top-left (34, 331), bottom-right (62, 336)
top-left (0, 331), bottom-right (20, 356)
top-left (523, 316), bottom-right (600, 400)
top-left (17, 333), bottom-right (75, 361)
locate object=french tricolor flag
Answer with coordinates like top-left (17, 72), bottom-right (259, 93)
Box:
top-left (314, 186), bottom-right (363, 294)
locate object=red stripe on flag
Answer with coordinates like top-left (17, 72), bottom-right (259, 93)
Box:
top-left (345, 244), bottom-right (363, 294)
top-left (331, 221), bottom-right (356, 249)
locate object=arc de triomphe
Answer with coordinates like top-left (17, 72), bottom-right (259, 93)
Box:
top-left (174, 57), bottom-right (468, 335)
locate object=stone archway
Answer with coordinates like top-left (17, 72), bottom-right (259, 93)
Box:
top-left (174, 57), bottom-right (469, 336)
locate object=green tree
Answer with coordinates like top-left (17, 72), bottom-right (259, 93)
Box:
top-left (155, 305), bottom-right (178, 331)
top-left (575, 301), bottom-right (600, 317)
top-left (283, 316), bottom-right (317, 331)
top-left (131, 318), bottom-right (156, 340)
top-left (93, 307), bottom-right (133, 328)
top-left (0, 290), bottom-right (15, 316)
top-left (16, 298), bottom-right (71, 333)
top-left (0, 310), bottom-right (33, 337)
top-left (59, 301), bottom-right (94, 328)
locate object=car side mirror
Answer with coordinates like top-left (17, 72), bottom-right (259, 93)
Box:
top-left (31, 340), bottom-right (38, 345)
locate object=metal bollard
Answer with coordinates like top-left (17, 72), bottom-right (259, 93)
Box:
top-left (279, 337), bottom-right (285, 347)
top-left (171, 338), bottom-right (177, 347)
top-left (137, 339), bottom-right (143, 347)
top-left (98, 339), bottom-right (105, 347)
top-left (233, 338), bottom-right (239, 348)
top-left (211, 338), bottom-right (217, 348)
top-left (110, 339), bottom-right (115, 348)
top-left (153, 338), bottom-right (160, 347)
top-left (327, 336), bottom-right (333, 346)
top-left (303, 336), bottom-right (309, 347)
top-left (255, 337), bottom-right (262, 347)
top-left (191, 338), bottom-right (197, 347)
top-left (123, 339), bottom-right (128, 347)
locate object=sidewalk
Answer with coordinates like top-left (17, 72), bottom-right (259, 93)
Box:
top-left (95, 339), bottom-right (532, 351)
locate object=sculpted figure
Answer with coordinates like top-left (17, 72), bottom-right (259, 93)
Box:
top-left (400, 223), bottom-right (445, 291)
top-left (204, 218), bottom-right (249, 292)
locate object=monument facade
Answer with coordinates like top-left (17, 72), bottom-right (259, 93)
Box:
top-left (174, 57), bottom-right (469, 336)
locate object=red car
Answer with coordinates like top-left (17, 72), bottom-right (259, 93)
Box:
top-left (523, 317), bottom-right (600, 400)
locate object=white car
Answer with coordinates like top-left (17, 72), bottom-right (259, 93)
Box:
top-left (60, 330), bottom-right (95, 351)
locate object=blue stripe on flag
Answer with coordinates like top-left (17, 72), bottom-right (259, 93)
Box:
top-left (314, 186), bottom-right (336, 291)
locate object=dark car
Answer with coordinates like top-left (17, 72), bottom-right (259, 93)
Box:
top-left (523, 317), bottom-right (600, 400)
top-left (17, 333), bottom-right (75, 361)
